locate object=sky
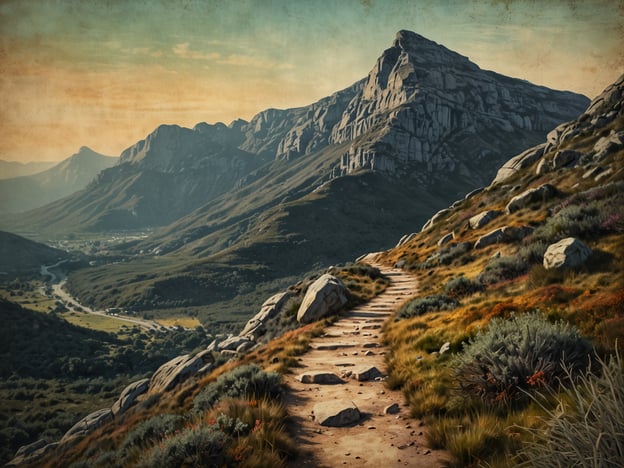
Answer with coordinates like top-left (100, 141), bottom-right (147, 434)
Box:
top-left (0, 0), bottom-right (622, 163)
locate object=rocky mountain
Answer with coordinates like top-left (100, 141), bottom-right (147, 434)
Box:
top-left (0, 147), bottom-right (117, 214)
top-left (13, 73), bottom-right (623, 468)
top-left (36, 30), bottom-right (589, 323)
top-left (0, 160), bottom-right (56, 180)
top-left (0, 231), bottom-right (68, 277)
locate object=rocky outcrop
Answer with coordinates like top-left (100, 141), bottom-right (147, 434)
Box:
top-left (543, 237), bottom-right (592, 270)
top-left (505, 184), bottom-right (558, 214)
top-left (330, 30), bottom-right (586, 178)
top-left (7, 440), bottom-right (58, 467)
top-left (313, 400), bottom-right (361, 427)
top-left (60, 408), bottom-right (113, 448)
top-left (437, 232), bottom-right (454, 246)
top-left (469, 210), bottom-right (502, 229)
top-left (493, 144), bottom-right (547, 184)
top-left (297, 274), bottom-right (349, 324)
top-left (240, 291), bottom-right (294, 340)
top-left (396, 232), bottom-right (417, 247)
top-left (422, 208), bottom-right (452, 231)
top-left (111, 378), bottom-right (150, 416)
top-left (148, 350), bottom-right (214, 395)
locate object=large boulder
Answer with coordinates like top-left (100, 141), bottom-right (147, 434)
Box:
top-left (111, 378), bottom-right (150, 416)
top-left (148, 350), bottom-right (214, 394)
top-left (297, 274), bottom-right (348, 324)
top-left (314, 400), bottom-right (361, 427)
top-left (60, 408), bottom-right (113, 447)
top-left (468, 210), bottom-right (502, 229)
top-left (298, 371), bottom-right (344, 384)
top-left (421, 208), bottom-right (451, 232)
top-left (492, 143), bottom-right (547, 184)
top-left (240, 291), bottom-right (293, 340)
top-left (505, 184), bottom-right (558, 214)
top-left (543, 237), bottom-right (592, 270)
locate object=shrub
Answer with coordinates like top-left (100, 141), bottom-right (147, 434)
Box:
top-left (478, 256), bottom-right (529, 285)
top-left (516, 351), bottom-right (624, 467)
top-left (455, 312), bottom-right (592, 406)
top-left (120, 414), bottom-right (184, 452)
top-left (139, 424), bottom-right (228, 468)
top-left (517, 240), bottom-right (549, 264)
top-left (396, 295), bottom-right (459, 320)
top-left (193, 365), bottom-right (281, 412)
top-left (444, 276), bottom-right (484, 299)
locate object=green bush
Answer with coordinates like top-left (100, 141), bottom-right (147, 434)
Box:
top-left (478, 256), bottom-right (529, 285)
top-left (444, 276), bottom-right (484, 299)
top-left (516, 351), bottom-right (624, 467)
top-left (455, 312), bottom-right (592, 406)
top-left (396, 295), bottom-right (459, 320)
top-left (193, 364), bottom-right (281, 412)
top-left (139, 424), bottom-right (228, 468)
top-left (120, 414), bottom-right (184, 452)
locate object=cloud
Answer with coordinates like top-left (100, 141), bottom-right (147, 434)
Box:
top-left (172, 42), bottom-right (220, 60)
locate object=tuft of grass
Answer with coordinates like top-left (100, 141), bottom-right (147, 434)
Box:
top-left (396, 295), bottom-right (459, 320)
top-left (515, 351), bottom-right (624, 467)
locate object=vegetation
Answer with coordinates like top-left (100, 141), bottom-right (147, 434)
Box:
top-left (516, 351), bottom-right (624, 467)
top-left (455, 312), bottom-right (592, 406)
top-left (396, 294), bottom-right (459, 320)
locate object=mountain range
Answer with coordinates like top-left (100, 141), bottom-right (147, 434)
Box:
top-left (0, 160), bottom-right (56, 180)
top-left (5, 30), bottom-right (590, 324)
top-left (0, 147), bottom-right (117, 214)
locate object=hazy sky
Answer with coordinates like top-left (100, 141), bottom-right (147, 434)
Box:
top-left (1, 0), bottom-right (622, 162)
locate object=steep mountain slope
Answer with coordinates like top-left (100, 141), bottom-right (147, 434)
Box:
top-left (0, 147), bottom-right (117, 214)
top-left (60, 31), bottom-right (589, 324)
top-left (375, 73), bottom-right (623, 466)
top-left (0, 160), bottom-right (56, 179)
top-left (0, 231), bottom-right (68, 276)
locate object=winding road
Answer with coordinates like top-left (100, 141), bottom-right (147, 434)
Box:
top-left (40, 261), bottom-right (163, 331)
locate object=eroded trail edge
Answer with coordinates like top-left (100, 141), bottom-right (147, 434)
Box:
top-left (285, 256), bottom-right (449, 467)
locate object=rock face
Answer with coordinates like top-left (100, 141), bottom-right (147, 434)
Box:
top-left (240, 291), bottom-right (294, 340)
top-left (505, 184), bottom-right (558, 213)
top-left (111, 378), bottom-right (150, 416)
top-left (297, 274), bottom-right (349, 324)
top-left (543, 237), bottom-right (592, 270)
top-left (314, 400), bottom-right (361, 427)
top-left (148, 350), bottom-right (214, 394)
top-left (60, 408), bottom-right (113, 447)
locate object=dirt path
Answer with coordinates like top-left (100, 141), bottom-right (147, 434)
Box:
top-left (284, 255), bottom-right (449, 467)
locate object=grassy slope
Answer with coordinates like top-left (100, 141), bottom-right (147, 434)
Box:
top-left (377, 116), bottom-right (624, 465)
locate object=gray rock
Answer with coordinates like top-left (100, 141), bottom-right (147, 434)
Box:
top-left (60, 408), bottom-right (113, 447)
top-left (582, 166), bottom-right (604, 179)
top-left (543, 237), bottom-right (592, 270)
top-left (468, 210), bottom-right (502, 229)
top-left (298, 371), bottom-right (344, 384)
top-left (464, 187), bottom-right (485, 200)
top-left (437, 232), bottom-right (454, 246)
top-left (595, 167), bottom-right (614, 182)
top-left (314, 400), bottom-right (361, 427)
top-left (396, 232), bottom-right (417, 247)
top-left (7, 440), bottom-right (58, 467)
top-left (505, 184), bottom-right (557, 214)
top-left (552, 150), bottom-right (581, 169)
top-left (112, 378), bottom-right (149, 416)
top-left (593, 131), bottom-right (624, 161)
top-left (240, 291), bottom-right (294, 340)
top-left (421, 208), bottom-right (451, 232)
top-left (149, 350), bottom-right (214, 394)
top-left (474, 225), bottom-right (533, 249)
top-left (384, 403), bottom-right (401, 415)
top-left (297, 274), bottom-right (348, 324)
top-left (439, 342), bottom-right (451, 354)
top-left (492, 143), bottom-right (547, 184)
top-left (217, 334), bottom-right (253, 352)
top-left (351, 365), bottom-right (383, 381)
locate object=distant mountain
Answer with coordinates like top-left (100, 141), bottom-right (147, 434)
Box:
top-left (0, 160), bottom-right (57, 180)
top-left (0, 231), bottom-right (67, 276)
top-left (0, 147), bottom-right (117, 213)
top-left (48, 30), bottom-right (589, 322)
